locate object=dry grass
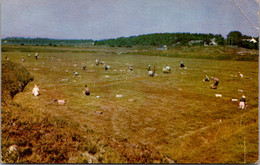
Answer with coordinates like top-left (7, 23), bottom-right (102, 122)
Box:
top-left (2, 45), bottom-right (258, 163)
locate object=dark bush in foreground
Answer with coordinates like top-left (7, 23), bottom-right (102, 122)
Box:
top-left (1, 60), bottom-right (33, 105)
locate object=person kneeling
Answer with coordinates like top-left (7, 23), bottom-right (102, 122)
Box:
top-left (32, 85), bottom-right (40, 96)
top-left (210, 77), bottom-right (219, 89)
top-left (83, 85), bottom-right (90, 96)
top-left (180, 61), bottom-right (186, 69)
top-left (203, 75), bottom-right (210, 82)
top-left (149, 66), bottom-right (155, 77)
top-left (239, 95), bottom-right (246, 109)
top-left (105, 65), bottom-right (110, 70)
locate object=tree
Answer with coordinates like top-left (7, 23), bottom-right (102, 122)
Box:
top-left (227, 31), bottom-right (242, 46)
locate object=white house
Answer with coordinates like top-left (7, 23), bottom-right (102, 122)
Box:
top-left (209, 38), bottom-right (218, 46)
top-left (242, 38), bottom-right (257, 43)
top-left (249, 38), bottom-right (257, 43)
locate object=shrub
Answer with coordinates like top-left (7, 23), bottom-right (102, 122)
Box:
top-left (1, 60), bottom-right (33, 104)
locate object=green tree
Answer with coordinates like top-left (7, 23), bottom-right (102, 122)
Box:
top-left (227, 31), bottom-right (242, 46)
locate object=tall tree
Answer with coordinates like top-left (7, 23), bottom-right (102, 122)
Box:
top-left (227, 31), bottom-right (242, 46)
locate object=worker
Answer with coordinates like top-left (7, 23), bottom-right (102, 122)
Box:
top-left (238, 72), bottom-right (243, 78)
top-left (105, 65), bottom-right (110, 70)
top-left (239, 95), bottom-right (246, 109)
top-left (210, 77), bottom-right (219, 89)
top-left (180, 61), bottom-right (185, 68)
top-left (148, 64), bottom-right (152, 71)
top-left (204, 75), bottom-right (210, 82)
top-left (149, 66), bottom-right (156, 77)
top-left (95, 59), bottom-right (99, 66)
top-left (83, 85), bottom-right (90, 96)
top-left (166, 65), bottom-right (171, 71)
top-left (32, 85), bottom-right (40, 96)
top-left (129, 66), bottom-right (133, 71)
top-left (35, 53), bottom-right (38, 60)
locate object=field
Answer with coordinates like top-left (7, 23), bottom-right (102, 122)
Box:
top-left (1, 45), bottom-right (259, 163)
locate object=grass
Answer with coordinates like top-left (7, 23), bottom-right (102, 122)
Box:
top-left (1, 45), bottom-right (258, 163)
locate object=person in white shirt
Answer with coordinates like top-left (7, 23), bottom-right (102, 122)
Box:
top-left (32, 85), bottom-right (40, 96)
top-left (149, 66), bottom-right (155, 77)
top-left (239, 95), bottom-right (246, 109)
top-left (35, 53), bottom-right (38, 60)
top-left (166, 65), bottom-right (171, 71)
top-left (238, 72), bottom-right (243, 78)
top-left (95, 59), bottom-right (99, 66)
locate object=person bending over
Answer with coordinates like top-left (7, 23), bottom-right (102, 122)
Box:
top-left (83, 85), bottom-right (90, 96)
top-left (210, 77), bottom-right (219, 89)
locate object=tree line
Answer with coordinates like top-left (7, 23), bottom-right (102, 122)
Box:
top-left (95, 32), bottom-right (258, 49)
top-left (1, 31), bottom-right (258, 49)
top-left (1, 37), bottom-right (94, 46)
top-left (95, 33), bottom-right (225, 47)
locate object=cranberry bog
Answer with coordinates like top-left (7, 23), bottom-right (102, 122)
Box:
top-left (1, 45), bottom-right (258, 163)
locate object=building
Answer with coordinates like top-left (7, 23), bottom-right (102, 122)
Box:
top-left (242, 38), bottom-right (257, 44)
top-left (209, 38), bottom-right (218, 46)
top-left (249, 38), bottom-right (257, 43)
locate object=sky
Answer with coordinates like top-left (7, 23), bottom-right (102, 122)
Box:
top-left (1, 0), bottom-right (259, 40)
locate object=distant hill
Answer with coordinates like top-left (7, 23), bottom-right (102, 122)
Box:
top-left (1, 37), bottom-right (94, 46)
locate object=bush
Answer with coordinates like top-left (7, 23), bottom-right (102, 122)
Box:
top-left (1, 60), bottom-right (33, 104)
